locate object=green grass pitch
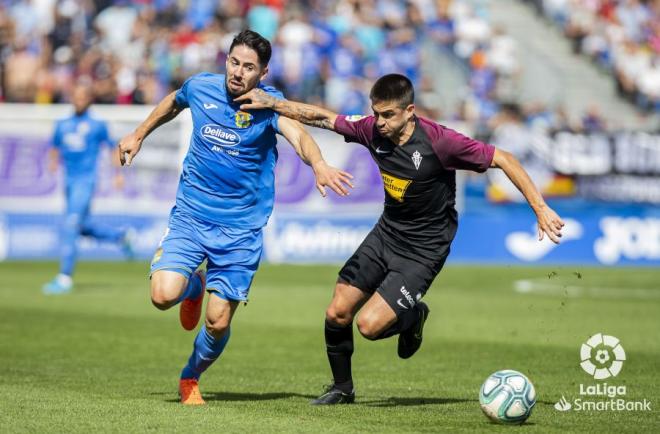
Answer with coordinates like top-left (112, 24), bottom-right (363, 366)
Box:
top-left (0, 262), bottom-right (658, 433)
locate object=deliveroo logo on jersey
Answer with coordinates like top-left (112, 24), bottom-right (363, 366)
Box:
top-left (200, 124), bottom-right (241, 147)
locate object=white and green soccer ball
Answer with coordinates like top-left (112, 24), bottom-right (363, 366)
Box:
top-left (479, 370), bottom-right (536, 424)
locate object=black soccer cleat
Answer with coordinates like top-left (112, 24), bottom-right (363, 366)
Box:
top-left (310, 384), bottom-right (355, 405)
top-left (398, 301), bottom-right (430, 359)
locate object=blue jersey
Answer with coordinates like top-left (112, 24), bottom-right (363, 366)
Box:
top-left (52, 112), bottom-right (112, 180)
top-left (174, 72), bottom-right (283, 229)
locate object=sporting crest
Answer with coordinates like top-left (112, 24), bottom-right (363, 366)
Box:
top-left (412, 150), bottom-right (422, 170)
top-left (235, 111), bottom-right (253, 128)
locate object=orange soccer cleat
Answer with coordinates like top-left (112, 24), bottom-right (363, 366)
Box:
top-left (179, 270), bottom-right (206, 331)
top-left (179, 378), bottom-right (205, 405)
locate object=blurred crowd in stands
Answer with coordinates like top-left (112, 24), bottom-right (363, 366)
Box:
top-left (523, 0), bottom-right (660, 113)
top-left (0, 0), bottom-right (624, 132)
top-left (0, 0), bottom-right (435, 112)
top-left (428, 0), bottom-right (613, 134)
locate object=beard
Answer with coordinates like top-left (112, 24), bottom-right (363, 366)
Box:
top-left (226, 77), bottom-right (254, 98)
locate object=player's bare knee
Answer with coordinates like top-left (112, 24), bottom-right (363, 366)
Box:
top-left (205, 318), bottom-right (230, 339)
top-left (150, 290), bottom-right (175, 310)
top-left (325, 306), bottom-right (353, 326)
top-left (150, 272), bottom-right (187, 310)
top-left (356, 316), bottom-right (381, 340)
top-left (150, 282), bottom-right (177, 310)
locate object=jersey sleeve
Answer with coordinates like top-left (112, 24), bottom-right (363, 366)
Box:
top-left (333, 115), bottom-right (375, 146)
top-left (427, 121), bottom-right (495, 173)
top-left (52, 121), bottom-right (63, 149)
top-left (174, 76), bottom-right (195, 108)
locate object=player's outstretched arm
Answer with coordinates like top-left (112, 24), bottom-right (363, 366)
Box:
top-left (235, 89), bottom-right (338, 131)
top-left (490, 148), bottom-right (565, 243)
top-left (278, 117), bottom-right (353, 197)
top-left (47, 148), bottom-right (60, 173)
top-left (110, 146), bottom-right (126, 189)
top-left (118, 91), bottom-right (184, 166)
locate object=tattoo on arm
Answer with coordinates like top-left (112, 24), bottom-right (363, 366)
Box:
top-left (291, 105), bottom-right (335, 130)
top-left (246, 89), bottom-right (336, 130)
top-left (272, 99), bottom-right (335, 131)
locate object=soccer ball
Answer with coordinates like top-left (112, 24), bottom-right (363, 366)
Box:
top-left (479, 370), bottom-right (536, 424)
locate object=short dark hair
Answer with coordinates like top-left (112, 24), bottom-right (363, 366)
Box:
top-left (369, 74), bottom-right (415, 107)
top-left (229, 30), bottom-right (272, 67)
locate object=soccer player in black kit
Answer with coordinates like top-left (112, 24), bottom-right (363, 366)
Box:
top-left (236, 74), bottom-right (565, 405)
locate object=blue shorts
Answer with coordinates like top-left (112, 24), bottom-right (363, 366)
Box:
top-left (150, 207), bottom-right (263, 302)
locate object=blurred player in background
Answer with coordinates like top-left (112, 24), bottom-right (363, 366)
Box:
top-left (237, 73), bottom-right (565, 404)
top-left (118, 30), bottom-right (353, 405)
top-left (43, 82), bottom-right (134, 295)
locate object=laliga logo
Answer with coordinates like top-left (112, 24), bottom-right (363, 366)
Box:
top-left (580, 333), bottom-right (626, 380)
top-left (553, 334), bottom-right (652, 413)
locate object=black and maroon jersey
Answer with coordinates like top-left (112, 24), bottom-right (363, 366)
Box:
top-left (334, 114), bottom-right (495, 261)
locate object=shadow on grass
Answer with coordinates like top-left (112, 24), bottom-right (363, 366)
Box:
top-left (362, 397), bottom-right (476, 407)
top-left (536, 400), bottom-right (563, 405)
top-left (161, 391), bottom-right (316, 403)
top-left (158, 391), bottom-right (476, 406)
top-left (205, 391), bottom-right (318, 402)
top-left (486, 421), bottom-right (537, 426)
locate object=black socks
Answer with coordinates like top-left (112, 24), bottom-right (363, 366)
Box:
top-left (324, 305), bottom-right (422, 392)
top-left (325, 319), bottom-right (354, 393)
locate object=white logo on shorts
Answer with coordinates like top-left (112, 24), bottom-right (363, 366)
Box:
top-left (397, 285), bottom-right (415, 309)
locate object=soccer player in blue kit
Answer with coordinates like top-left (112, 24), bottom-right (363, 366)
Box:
top-left (118, 30), bottom-right (353, 405)
top-left (43, 82), bottom-right (134, 295)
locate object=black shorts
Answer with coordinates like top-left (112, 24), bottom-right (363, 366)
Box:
top-left (338, 224), bottom-right (448, 319)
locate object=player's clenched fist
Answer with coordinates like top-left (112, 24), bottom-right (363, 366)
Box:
top-left (118, 132), bottom-right (143, 166)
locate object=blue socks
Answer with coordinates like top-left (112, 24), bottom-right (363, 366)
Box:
top-left (181, 327), bottom-right (231, 380)
top-left (60, 213), bottom-right (81, 276)
top-left (177, 272), bottom-right (203, 303)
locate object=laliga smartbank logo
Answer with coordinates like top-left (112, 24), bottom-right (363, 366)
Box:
top-left (554, 333), bottom-right (651, 412)
top-left (580, 333), bottom-right (626, 379)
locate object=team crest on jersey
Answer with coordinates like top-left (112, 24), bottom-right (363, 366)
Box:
top-left (235, 111), bottom-right (253, 128)
top-left (381, 171), bottom-right (412, 202)
top-left (151, 248), bottom-right (163, 266)
top-left (412, 150), bottom-right (422, 170)
top-left (345, 115), bottom-right (366, 122)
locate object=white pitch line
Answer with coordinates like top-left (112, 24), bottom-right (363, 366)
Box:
top-left (513, 279), bottom-right (660, 300)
